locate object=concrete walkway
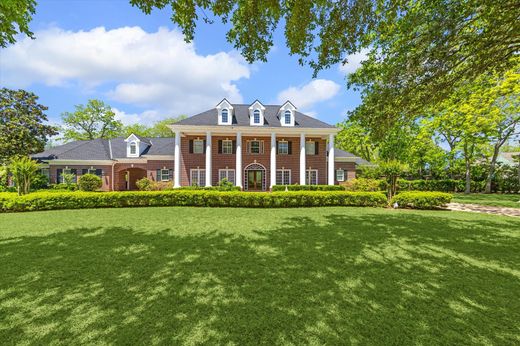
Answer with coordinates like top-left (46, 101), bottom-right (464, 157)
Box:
top-left (447, 203), bottom-right (520, 218)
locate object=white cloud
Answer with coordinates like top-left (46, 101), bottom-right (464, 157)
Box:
top-left (113, 108), bottom-right (162, 126)
top-left (1, 26), bottom-right (250, 117)
top-left (277, 79), bottom-right (341, 113)
top-left (338, 49), bottom-right (369, 74)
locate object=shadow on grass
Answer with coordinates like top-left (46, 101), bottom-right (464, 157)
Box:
top-left (0, 212), bottom-right (519, 344)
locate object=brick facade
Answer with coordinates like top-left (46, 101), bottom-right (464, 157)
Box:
top-left (334, 162), bottom-right (357, 184)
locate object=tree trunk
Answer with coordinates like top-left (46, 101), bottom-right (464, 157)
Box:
top-left (485, 143), bottom-right (500, 193)
top-left (465, 158), bottom-right (471, 194)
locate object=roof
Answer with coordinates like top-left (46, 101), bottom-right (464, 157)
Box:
top-left (335, 148), bottom-right (373, 165)
top-left (175, 103), bottom-right (335, 129)
top-left (32, 136), bottom-right (175, 161)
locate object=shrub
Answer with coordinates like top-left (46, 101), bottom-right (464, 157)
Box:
top-left (31, 173), bottom-right (50, 190)
top-left (218, 178), bottom-right (235, 191)
top-left (390, 191), bottom-right (453, 210)
top-left (50, 183), bottom-right (78, 191)
top-left (78, 174), bottom-right (103, 191)
top-left (8, 156), bottom-right (39, 195)
top-left (343, 178), bottom-right (386, 192)
top-left (136, 177), bottom-right (153, 191)
top-left (271, 185), bottom-right (344, 191)
top-left (0, 190), bottom-right (387, 212)
top-left (136, 178), bottom-right (172, 191)
top-left (177, 185), bottom-right (242, 191)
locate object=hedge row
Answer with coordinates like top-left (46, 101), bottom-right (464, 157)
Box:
top-left (0, 190), bottom-right (388, 212)
top-left (390, 191), bottom-right (453, 210)
top-left (272, 185), bottom-right (344, 191)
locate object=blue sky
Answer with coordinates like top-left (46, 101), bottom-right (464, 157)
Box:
top-left (0, 0), bottom-right (364, 127)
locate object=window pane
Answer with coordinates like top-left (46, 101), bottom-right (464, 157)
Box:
top-left (278, 141), bottom-right (288, 155)
top-left (200, 170), bottom-right (206, 185)
top-left (228, 170), bottom-right (235, 184)
top-left (284, 110), bottom-right (291, 124)
top-left (253, 110), bottom-right (260, 123)
top-left (336, 169), bottom-right (344, 182)
top-left (193, 140), bottom-right (204, 154)
top-left (305, 141), bottom-right (315, 155)
top-left (250, 141), bottom-right (260, 154)
top-left (161, 169), bottom-right (170, 181)
top-left (222, 140), bottom-right (233, 154)
top-left (222, 109), bottom-right (228, 123)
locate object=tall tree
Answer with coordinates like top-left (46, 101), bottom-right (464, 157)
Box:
top-left (61, 100), bottom-right (123, 142)
top-left (0, 0), bottom-right (36, 47)
top-left (0, 88), bottom-right (58, 163)
top-left (131, 0), bottom-right (518, 126)
top-left (121, 116), bottom-right (187, 138)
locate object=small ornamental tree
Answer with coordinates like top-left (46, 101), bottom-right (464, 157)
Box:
top-left (378, 160), bottom-right (409, 201)
top-left (78, 174), bottom-right (103, 191)
top-left (8, 156), bottom-right (39, 195)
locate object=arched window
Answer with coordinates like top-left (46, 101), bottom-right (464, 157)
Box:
top-left (130, 142), bottom-right (137, 155)
top-left (253, 109), bottom-right (260, 124)
top-left (284, 110), bottom-right (291, 124)
top-left (221, 109), bottom-right (228, 123)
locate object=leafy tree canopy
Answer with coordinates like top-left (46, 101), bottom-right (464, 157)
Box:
top-left (0, 0), bottom-right (36, 47)
top-left (0, 88), bottom-right (58, 163)
top-left (121, 116), bottom-right (187, 138)
top-left (61, 100), bottom-right (123, 142)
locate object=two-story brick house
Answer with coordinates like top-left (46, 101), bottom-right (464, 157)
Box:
top-left (33, 99), bottom-right (370, 191)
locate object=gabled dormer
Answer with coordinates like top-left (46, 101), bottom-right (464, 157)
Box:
top-left (248, 100), bottom-right (265, 126)
top-left (216, 98), bottom-right (233, 125)
top-left (279, 101), bottom-right (296, 127)
top-left (125, 133), bottom-right (142, 158)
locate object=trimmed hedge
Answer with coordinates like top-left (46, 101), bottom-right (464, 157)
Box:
top-left (177, 186), bottom-right (242, 191)
top-left (390, 191), bottom-right (453, 210)
top-left (0, 190), bottom-right (387, 212)
top-left (272, 185), bottom-right (344, 191)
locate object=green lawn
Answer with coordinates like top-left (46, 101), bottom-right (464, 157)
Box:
top-left (1, 207), bottom-right (519, 344)
top-left (453, 193), bottom-right (520, 208)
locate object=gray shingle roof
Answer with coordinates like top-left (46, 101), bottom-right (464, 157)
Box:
top-left (176, 103), bottom-right (335, 129)
top-left (32, 137), bottom-right (175, 161)
top-left (335, 148), bottom-right (373, 165)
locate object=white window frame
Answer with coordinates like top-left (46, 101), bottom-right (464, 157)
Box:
top-left (306, 169), bottom-right (318, 185)
top-left (277, 140), bottom-right (289, 155)
top-left (218, 169), bottom-right (235, 185)
top-left (161, 169), bottom-right (170, 182)
top-left (276, 169), bottom-right (291, 185)
top-left (305, 141), bottom-right (316, 155)
top-left (193, 139), bottom-right (204, 154)
top-left (249, 140), bottom-right (263, 154)
top-left (222, 139), bottom-right (233, 154)
top-left (221, 108), bottom-right (229, 123)
top-left (336, 169), bottom-right (345, 182)
top-left (129, 142), bottom-right (137, 155)
top-left (253, 109), bottom-right (261, 124)
top-left (284, 110), bottom-right (291, 125)
top-left (190, 169), bottom-right (206, 186)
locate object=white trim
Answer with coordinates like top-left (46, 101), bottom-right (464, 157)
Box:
top-left (190, 168), bottom-right (206, 186)
top-left (222, 139), bottom-right (233, 154)
top-left (236, 132), bottom-right (242, 188)
top-left (276, 168), bottom-right (291, 185)
top-left (270, 133), bottom-right (276, 189)
top-left (205, 131), bottom-right (212, 186)
top-left (306, 169), bottom-right (318, 185)
top-left (169, 124), bottom-right (339, 135)
top-left (336, 169), bottom-right (345, 182)
top-left (218, 168), bottom-right (236, 185)
top-left (248, 100), bottom-right (266, 126)
top-left (174, 130), bottom-right (181, 187)
top-left (300, 133), bottom-right (306, 184)
top-left (277, 140), bottom-right (289, 155)
top-left (279, 101), bottom-right (296, 127)
top-left (328, 134), bottom-right (335, 185)
top-left (48, 160), bottom-right (114, 165)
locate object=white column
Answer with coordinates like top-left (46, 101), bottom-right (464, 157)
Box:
top-left (174, 130), bottom-right (181, 188)
top-left (300, 133), bottom-right (306, 185)
top-left (328, 134), bottom-right (335, 185)
top-left (205, 131), bottom-right (212, 187)
top-left (235, 132), bottom-right (242, 188)
top-left (270, 132), bottom-right (276, 189)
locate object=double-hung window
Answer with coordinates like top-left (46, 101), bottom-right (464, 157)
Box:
top-left (276, 169), bottom-right (291, 185)
top-left (249, 140), bottom-right (263, 154)
top-left (253, 109), bottom-right (261, 124)
top-left (193, 139), bottom-right (204, 154)
top-left (221, 109), bottom-right (228, 123)
top-left (277, 141), bottom-right (289, 155)
top-left (336, 169), bottom-right (345, 182)
top-left (305, 141), bottom-right (316, 155)
top-left (190, 169), bottom-right (206, 186)
top-left (222, 140), bottom-right (233, 154)
top-left (219, 169), bottom-right (235, 185)
top-left (284, 110), bottom-right (291, 125)
top-left (306, 169), bottom-right (318, 185)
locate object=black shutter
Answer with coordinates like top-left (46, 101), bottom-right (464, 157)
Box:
top-left (57, 169), bottom-right (62, 184)
top-left (232, 140), bottom-right (236, 154)
top-left (96, 169), bottom-right (102, 177)
top-left (156, 169), bottom-right (161, 182)
top-left (276, 141), bottom-right (279, 154)
top-left (203, 140), bottom-right (206, 154)
top-left (218, 140), bottom-right (222, 154)
top-left (288, 141), bottom-right (292, 155)
top-left (82, 169), bottom-right (88, 175)
top-left (315, 141), bottom-right (319, 155)
top-left (189, 140), bottom-right (194, 153)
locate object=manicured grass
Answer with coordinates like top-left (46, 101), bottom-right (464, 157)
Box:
top-left (453, 193), bottom-right (520, 208)
top-left (1, 207), bottom-right (519, 344)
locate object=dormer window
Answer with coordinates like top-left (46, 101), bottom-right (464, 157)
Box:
top-left (216, 98), bottom-right (233, 125)
top-left (130, 142), bottom-right (137, 155)
top-left (125, 133), bottom-right (142, 158)
top-left (249, 100), bottom-right (265, 126)
top-left (253, 110), bottom-right (260, 124)
top-left (279, 101), bottom-right (296, 126)
top-left (222, 109), bottom-right (229, 123)
top-left (284, 110), bottom-right (291, 125)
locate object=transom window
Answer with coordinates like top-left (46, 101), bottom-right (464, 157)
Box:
top-left (306, 169), bottom-right (318, 185)
top-left (278, 141), bottom-right (289, 155)
top-left (222, 140), bottom-right (233, 154)
top-left (190, 169), bottom-right (206, 186)
top-left (219, 169), bottom-right (235, 185)
top-left (253, 109), bottom-right (261, 124)
top-left (336, 169), bottom-right (345, 182)
top-left (276, 169), bottom-right (291, 185)
top-left (248, 140), bottom-right (263, 154)
top-left (193, 139), bottom-right (204, 154)
top-left (305, 141), bottom-right (316, 155)
top-left (284, 110), bottom-right (291, 125)
top-left (221, 109), bottom-right (229, 123)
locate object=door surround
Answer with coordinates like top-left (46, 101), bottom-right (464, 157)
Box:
top-left (244, 163), bottom-right (266, 191)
